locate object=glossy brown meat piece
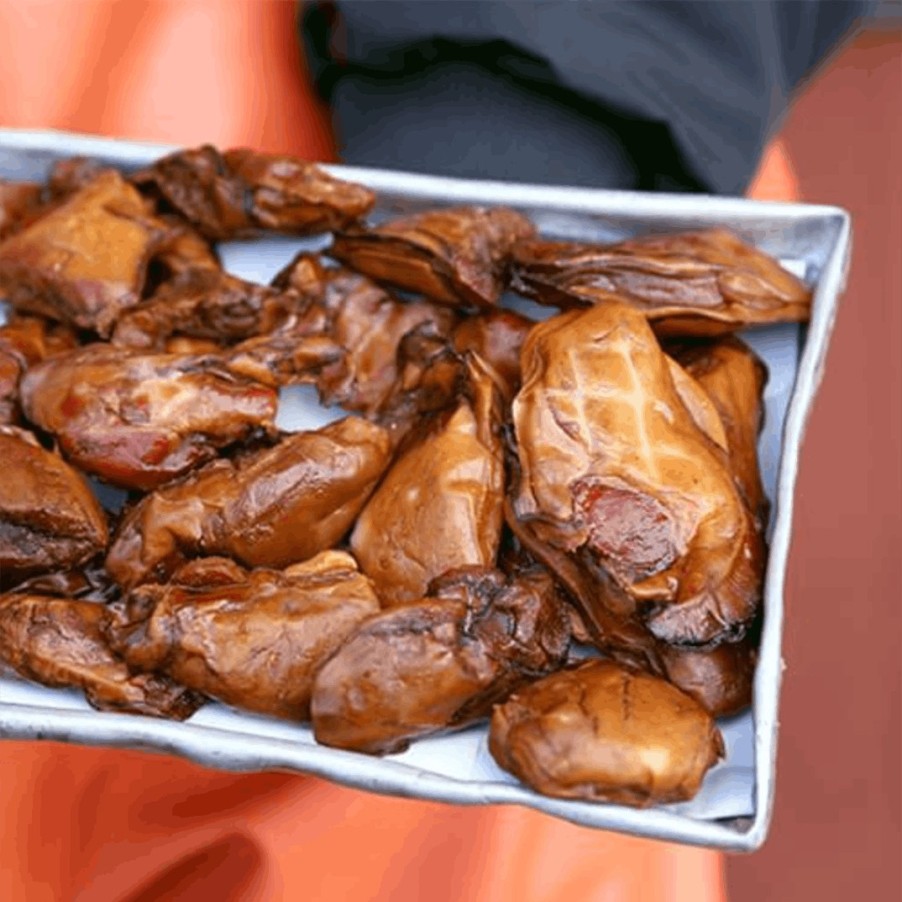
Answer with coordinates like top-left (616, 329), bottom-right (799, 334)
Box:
top-left (673, 336), bottom-right (769, 523)
top-left (452, 309), bottom-right (534, 401)
top-left (511, 228), bottom-right (811, 336)
top-left (269, 253), bottom-right (460, 412)
top-left (0, 426), bottom-right (107, 585)
top-left (106, 416), bottom-right (392, 589)
top-left (660, 633), bottom-right (757, 719)
top-left (47, 157), bottom-right (110, 198)
top-left (330, 206), bottom-right (536, 309)
top-left (0, 315), bottom-right (77, 424)
top-left (489, 660), bottom-right (723, 805)
top-left (105, 552), bottom-right (380, 720)
top-left (133, 145), bottom-right (375, 240)
top-left (0, 171), bottom-right (170, 335)
top-left (112, 268), bottom-right (304, 349)
top-left (0, 180), bottom-right (43, 239)
top-left (351, 357), bottom-right (504, 605)
top-left (21, 344), bottom-right (278, 490)
top-left (312, 567), bottom-right (571, 754)
top-left (511, 303), bottom-right (763, 647)
top-left (0, 592), bottom-right (202, 718)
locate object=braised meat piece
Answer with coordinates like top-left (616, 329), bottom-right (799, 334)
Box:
top-left (452, 309), bottom-right (534, 401)
top-left (0, 426), bottom-right (107, 585)
top-left (351, 357), bottom-right (504, 605)
top-left (0, 592), bottom-right (202, 718)
top-left (112, 268), bottom-right (304, 350)
top-left (47, 157), bottom-right (110, 198)
top-left (133, 145), bottom-right (375, 240)
top-left (0, 315), bottom-right (77, 424)
top-left (21, 344), bottom-right (278, 490)
top-left (659, 632), bottom-right (757, 719)
top-left (0, 180), bottom-right (43, 239)
top-left (489, 660), bottom-right (723, 805)
top-left (330, 206), bottom-right (536, 309)
top-left (511, 303), bottom-right (763, 647)
top-left (105, 552), bottom-right (380, 720)
top-left (671, 336), bottom-right (769, 524)
top-left (511, 228), bottom-right (811, 336)
top-left (0, 171), bottom-right (170, 335)
top-left (106, 416), bottom-right (392, 589)
top-left (312, 566), bottom-right (570, 754)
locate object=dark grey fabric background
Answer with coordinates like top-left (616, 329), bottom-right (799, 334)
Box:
top-left (302, 0), bottom-right (872, 194)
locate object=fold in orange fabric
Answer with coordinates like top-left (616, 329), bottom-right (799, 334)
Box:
top-left (0, 2), bottom-right (798, 899)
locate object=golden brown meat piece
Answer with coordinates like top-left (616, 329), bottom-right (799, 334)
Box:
top-left (0, 592), bottom-right (202, 718)
top-left (106, 416), bottom-right (392, 589)
top-left (489, 660), bottom-right (723, 805)
top-left (0, 315), bottom-right (77, 424)
top-left (672, 336), bottom-right (769, 524)
top-left (351, 357), bottom-right (504, 605)
top-left (21, 344), bottom-right (278, 491)
top-left (105, 552), bottom-right (380, 720)
top-left (511, 303), bottom-right (763, 647)
top-left (133, 145), bottom-right (375, 240)
top-left (0, 426), bottom-right (107, 586)
top-left (0, 180), bottom-right (43, 239)
top-left (0, 171), bottom-right (170, 335)
top-left (452, 309), bottom-right (534, 401)
top-left (510, 228), bottom-right (811, 336)
top-left (330, 206), bottom-right (536, 309)
top-left (312, 566), bottom-right (571, 754)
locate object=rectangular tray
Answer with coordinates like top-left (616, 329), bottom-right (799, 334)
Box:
top-left (0, 128), bottom-right (851, 851)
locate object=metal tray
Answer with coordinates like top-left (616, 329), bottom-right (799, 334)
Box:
top-left (0, 128), bottom-right (851, 851)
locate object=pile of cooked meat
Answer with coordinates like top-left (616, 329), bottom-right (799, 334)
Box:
top-left (0, 146), bottom-right (810, 807)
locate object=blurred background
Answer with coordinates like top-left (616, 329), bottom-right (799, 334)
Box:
top-left (0, 2), bottom-right (899, 901)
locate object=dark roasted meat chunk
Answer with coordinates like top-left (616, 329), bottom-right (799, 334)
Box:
top-left (330, 206), bottom-right (536, 309)
top-left (312, 566), bottom-right (570, 754)
top-left (510, 303), bottom-right (763, 648)
top-left (0, 171), bottom-right (170, 335)
top-left (106, 416), bottom-right (392, 589)
top-left (511, 228), bottom-right (811, 335)
top-left (133, 145), bottom-right (375, 240)
top-left (0, 426), bottom-right (107, 585)
top-left (112, 268), bottom-right (304, 349)
top-left (105, 552), bottom-right (380, 720)
top-left (351, 357), bottom-right (504, 605)
top-left (21, 344), bottom-right (278, 490)
top-left (489, 660), bottom-right (723, 805)
top-left (0, 592), bottom-right (202, 718)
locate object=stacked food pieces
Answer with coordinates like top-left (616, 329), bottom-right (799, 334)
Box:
top-left (0, 146), bottom-right (811, 808)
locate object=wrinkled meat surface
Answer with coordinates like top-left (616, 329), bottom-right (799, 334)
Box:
top-left (511, 228), bottom-right (811, 335)
top-left (133, 145), bottom-right (375, 240)
top-left (330, 206), bottom-right (536, 309)
top-left (312, 566), bottom-right (570, 754)
top-left (106, 416), bottom-right (392, 588)
top-left (511, 303), bottom-right (763, 647)
top-left (0, 592), bottom-right (201, 718)
top-left (105, 552), bottom-right (380, 720)
top-left (489, 660), bottom-right (723, 805)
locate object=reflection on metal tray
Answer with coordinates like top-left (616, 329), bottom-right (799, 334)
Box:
top-left (0, 128), bottom-right (851, 851)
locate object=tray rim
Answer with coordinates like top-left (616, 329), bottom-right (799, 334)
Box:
top-left (0, 126), bottom-right (853, 852)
